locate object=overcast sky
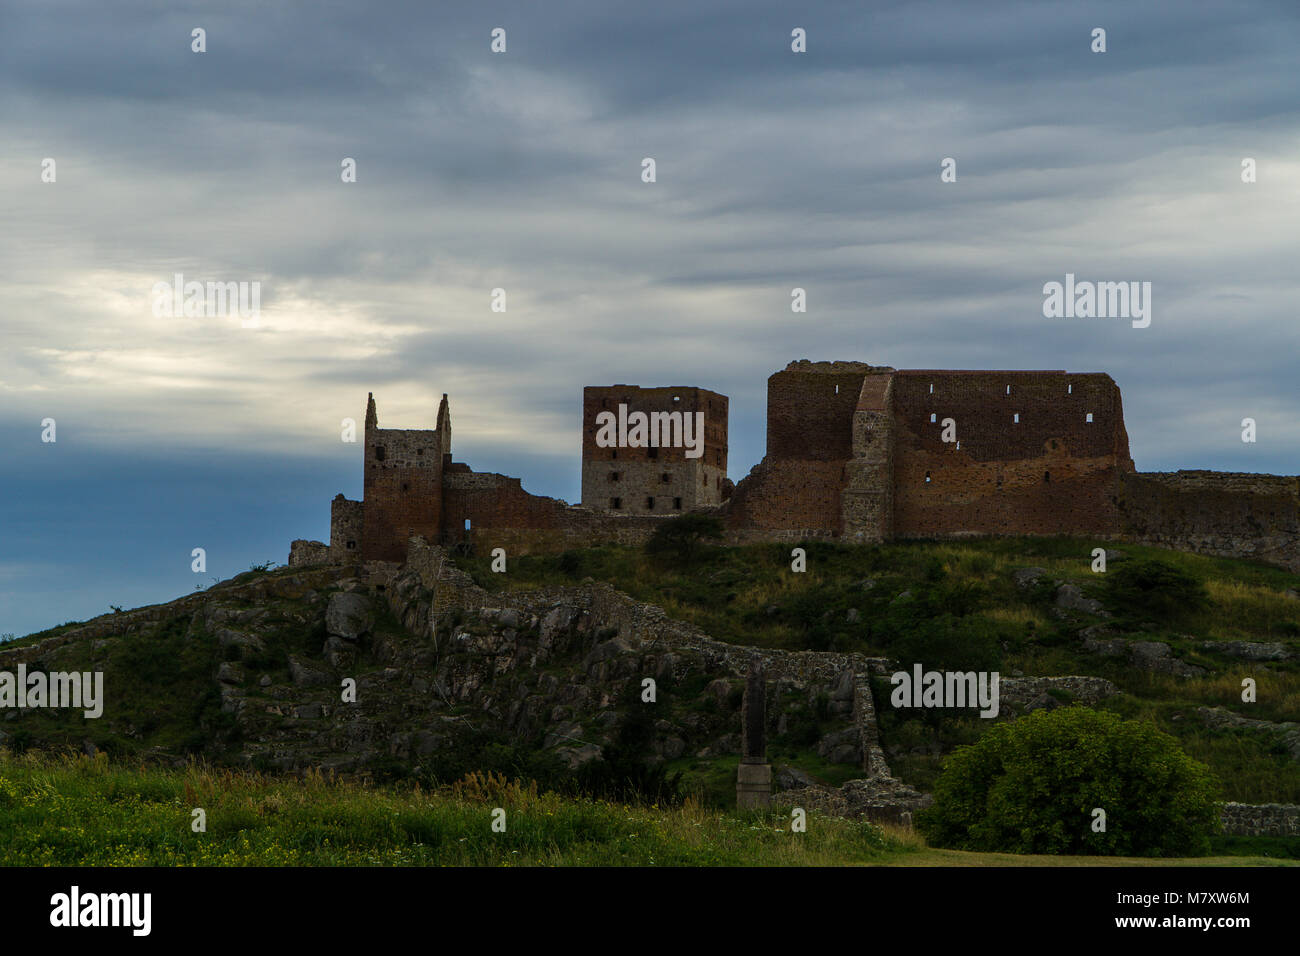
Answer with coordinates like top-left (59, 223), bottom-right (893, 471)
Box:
top-left (2, 0), bottom-right (1298, 637)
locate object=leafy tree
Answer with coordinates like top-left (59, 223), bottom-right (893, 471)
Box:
top-left (645, 512), bottom-right (724, 565)
top-left (916, 707), bottom-right (1220, 856)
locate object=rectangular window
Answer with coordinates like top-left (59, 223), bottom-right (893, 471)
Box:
top-left (645, 497), bottom-right (655, 510)
top-left (1013, 413), bottom-right (1020, 424)
top-left (673, 497), bottom-right (682, 510)
top-left (611, 497), bottom-right (622, 510)
top-left (1086, 413), bottom-right (1094, 423)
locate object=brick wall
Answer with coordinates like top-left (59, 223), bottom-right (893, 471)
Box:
top-left (891, 371), bottom-right (1133, 538)
top-left (442, 469), bottom-right (663, 555)
top-left (361, 395), bottom-right (445, 562)
top-left (724, 361), bottom-right (893, 535)
top-left (766, 361), bottom-right (884, 461)
top-left (302, 372), bottom-right (1298, 574)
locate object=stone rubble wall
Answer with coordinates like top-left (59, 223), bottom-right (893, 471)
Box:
top-left (1219, 803), bottom-right (1300, 837)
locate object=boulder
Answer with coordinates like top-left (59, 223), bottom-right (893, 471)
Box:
top-left (288, 656), bottom-right (329, 687)
top-left (325, 592), bottom-right (373, 641)
top-left (1201, 640), bottom-right (1291, 661)
top-left (216, 662), bottom-right (244, 685)
top-left (1054, 583), bottom-right (1107, 615)
top-left (1013, 567), bottom-right (1048, 590)
top-left (1131, 641), bottom-right (1206, 677)
top-left (776, 765), bottom-right (818, 791)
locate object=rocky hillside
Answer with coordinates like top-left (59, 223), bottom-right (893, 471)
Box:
top-left (4, 535), bottom-right (1298, 822)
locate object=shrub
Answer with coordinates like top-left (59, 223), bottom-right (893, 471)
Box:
top-left (644, 513), bottom-right (724, 565)
top-left (916, 707), bottom-right (1220, 856)
top-left (1103, 559), bottom-right (1209, 623)
top-left (556, 550), bottom-right (583, 578)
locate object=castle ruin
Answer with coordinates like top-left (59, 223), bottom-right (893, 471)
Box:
top-left (290, 361), bottom-right (1299, 573)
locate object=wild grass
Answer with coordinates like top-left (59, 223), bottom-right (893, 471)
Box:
top-left (2, 753), bottom-right (1289, 866)
top-left (0, 753), bottom-right (906, 867)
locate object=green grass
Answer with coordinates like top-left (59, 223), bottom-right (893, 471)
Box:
top-left (1, 753), bottom-right (1291, 866)
top-left (0, 752), bottom-right (906, 866)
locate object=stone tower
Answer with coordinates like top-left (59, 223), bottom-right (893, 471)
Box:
top-left (580, 385), bottom-right (729, 515)
top-left (359, 393), bottom-right (449, 562)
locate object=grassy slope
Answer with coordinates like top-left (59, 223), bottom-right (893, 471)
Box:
top-left (2, 753), bottom-right (1292, 866)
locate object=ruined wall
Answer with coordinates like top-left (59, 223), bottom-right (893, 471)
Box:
top-left (361, 394), bottom-right (444, 562)
top-left (441, 470), bottom-right (662, 555)
top-left (288, 539), bottom-right (329, 567)
top-left (302, 369), bottom-right (1297, 575)
top-left (329, 495), bottom-right (364, 564)
top-left (725, 361), bottom-right (892, 536)
top-left (581, 385), bottom-right (728, 514)
top-left (766, 361), bottom-right (881, 461)
top-left (891, 371), bottom-right (1133, 538)
top-left (1118, 471), bottom-right (1300, 572)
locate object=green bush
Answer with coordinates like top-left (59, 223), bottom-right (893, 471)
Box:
top-left (916, 707), bottom-right (1220, 856)
top-left (644, 513), bottom-right (724, 565)
top-left (1103, 559), bottom-right (1209, 623)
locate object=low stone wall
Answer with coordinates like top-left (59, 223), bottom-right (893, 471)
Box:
top-left (1119, 471), bottom-right (1300, 573)
top-left (1220, 803), bottom-right (1300, 837)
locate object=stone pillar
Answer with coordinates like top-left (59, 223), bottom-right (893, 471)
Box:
top-left (736, 658), bottom-right (772, 808)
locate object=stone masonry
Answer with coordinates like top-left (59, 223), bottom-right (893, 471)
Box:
top-left (289, 361), bottom-right (1299, 575)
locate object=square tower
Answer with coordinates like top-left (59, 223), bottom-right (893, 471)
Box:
top-left (581, 385), bottom-right (728, 515)
top-left (360, 393), bottom-right (450, 561)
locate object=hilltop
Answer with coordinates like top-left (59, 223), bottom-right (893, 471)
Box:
top-left (3, 535), bottom-right (1298, 822)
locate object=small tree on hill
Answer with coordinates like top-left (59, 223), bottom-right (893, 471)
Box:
top-left (1103, 558), bottom-right (1209, 623)
top-left (915, 706), bottom-right (1220, 857)
top-left (644, 512), bottom-right (724, 565)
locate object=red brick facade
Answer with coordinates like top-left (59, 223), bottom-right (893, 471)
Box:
top-left (290, 363), bottom-right (1298, 573)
